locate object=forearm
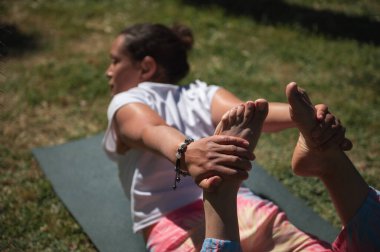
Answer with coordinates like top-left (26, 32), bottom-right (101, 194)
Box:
top-left (210, 89), bottom-right (294, 133)
top-left (262, 102), bottom-right (295, 132)
top-left (116, 104), bottom-right (187, 164)
top-left (319, 150), bottom-right (369, 226)
top-left (332, 187), bottom-right (380, 251)
top-left (140, 124), bottom-right (186, 164)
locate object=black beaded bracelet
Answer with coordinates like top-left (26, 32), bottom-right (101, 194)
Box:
top-left (172, 137), bottom-right (194, 190)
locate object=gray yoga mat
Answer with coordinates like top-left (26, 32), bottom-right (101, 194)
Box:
top-left (32, 133), bottom-right (338, 252)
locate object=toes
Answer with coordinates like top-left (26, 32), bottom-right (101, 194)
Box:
top-left (228, 106), bottom-right (239, 126)
top-left (286, 82), bottom-right (317, 133)
top-left (249, 99), bottom-right (268, 150)
top-left (244, 101), bottom-right (255, 125)
top-left (235, 104), bottom-right (245, 124)
top-left (214, 110), bottom-right (230, 135)
top-left (254, 99), bottom-right (269, 120)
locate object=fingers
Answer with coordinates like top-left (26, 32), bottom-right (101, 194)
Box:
top-left (215, 154), bottom-right (253, 172)
top-left (315, 126), bottom-right (346, 150)
top-left (200, 150), bottom-right (253, 173)
top-left (198, 176), bottom-right (223, 192)
top-left (314, 104), bottom-right (329, 121)
top-left (234, 104), bottom-right (245, 124)
top-left (210, 143), bottom-right (255, 160)
top-left (312, 114), bottom-right (340, 142)
top-left (214, 112), bottom-right (228, 135)
top-left (311, 113), bottom-right (353, 151)
top-left (195, 156), bottom-right (251, 191)
top-left (250, 99), bottom-right (268, 150)
top-left (340, 138), bottom-right (353, 151)
top-left (315, 128), bottom-right (353, 151)
top-left (244, 101), bottom-right (255, 123)
top-left (195, 164), bottom-right (250, 185)
top-left (194, 151), bottom-right (253, 181)
top-left (186, 137), bottom-right (254, 188)
top-left (210, 135), bottom-right (250, 149)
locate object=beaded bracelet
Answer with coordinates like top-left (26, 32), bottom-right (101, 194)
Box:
top-left (172, 137), bottom-right (194, 190)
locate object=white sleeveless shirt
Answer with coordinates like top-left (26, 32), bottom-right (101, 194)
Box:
top-left (103, 80), bottom-right (220, 232)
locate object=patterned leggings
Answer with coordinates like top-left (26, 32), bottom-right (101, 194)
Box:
top-left (146, 188), bottom-right (331, 252)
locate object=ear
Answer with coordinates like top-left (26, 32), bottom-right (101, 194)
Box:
top-left (139, 56), bottom-right (158, 81)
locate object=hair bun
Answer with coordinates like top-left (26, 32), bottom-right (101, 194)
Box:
top-left (171, 24), bottom-right (194, 51)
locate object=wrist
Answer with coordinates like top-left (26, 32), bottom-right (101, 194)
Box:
top-left (172, 137), bottom-right (193, 190)
top-left (316, 150), bottom-right (349, 180)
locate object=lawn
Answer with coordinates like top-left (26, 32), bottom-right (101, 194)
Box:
top-left (1, 0), bottom-right (380, 250)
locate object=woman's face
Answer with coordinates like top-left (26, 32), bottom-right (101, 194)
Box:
top-left (106, 35), bottom-right (142, 96)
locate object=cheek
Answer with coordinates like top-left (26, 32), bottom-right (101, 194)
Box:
top-left (115, 70), bottom-right (134, 88)
top-left (114, 67), bottom-right (127, 80)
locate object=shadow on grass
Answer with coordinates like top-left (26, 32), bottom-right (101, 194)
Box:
top-left (183, 0), bottom-right (380, 46)
top-left (0, 23), bottom-right (40, 58)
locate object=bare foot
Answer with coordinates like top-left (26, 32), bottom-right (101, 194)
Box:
top-left (215, 99), bottom-right (268, 152)
top-left (199, 99), bottom-right (269, 190)
top-left (286, 82), bottom-right (341, 177)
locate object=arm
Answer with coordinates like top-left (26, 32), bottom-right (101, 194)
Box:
top-left (210, 88), bottom-right (294, 133)
top-left (114, 102), bottom-right (253, 185)
top-left (332, 187), bottom-right (380, 251)
top-left (319, 151), bottom-right (369, 226)
top-left (263, 102), bottom-right (295, 132)
top-left (115, 102), bottom-right (185, 163)
top-left (210, 88), bottom-right (336, 134)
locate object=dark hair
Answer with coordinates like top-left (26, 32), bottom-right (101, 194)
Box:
top-left (119, 23), bottom-right (194, 84)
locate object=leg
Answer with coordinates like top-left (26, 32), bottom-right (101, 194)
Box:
top-left (202, 98), bottom-right (333, 251)
top-left (202, 100), bottom-right (268, 242)
top-left (286, 82), bottom-right (369, 225)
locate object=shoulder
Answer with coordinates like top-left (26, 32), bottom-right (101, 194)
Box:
top-left (180, 80), bottom-right (220, 101)
top-left (187, 80), bottom-right (220, 92)
top-left (106, 85), bottom-right (150, 122)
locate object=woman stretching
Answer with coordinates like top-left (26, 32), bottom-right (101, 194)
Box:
top-left (103, 23), bottom-right (352, 251)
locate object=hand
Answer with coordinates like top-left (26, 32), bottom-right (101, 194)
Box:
top-left (313, 104), bottom-right (352, 151)
top-left (184, 135), bottom-right (254, 188)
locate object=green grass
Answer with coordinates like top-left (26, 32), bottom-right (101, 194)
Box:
top-left (1, 0), bottom-right (380, 250)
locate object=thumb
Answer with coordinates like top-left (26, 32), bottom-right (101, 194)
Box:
top-left (198, 176), bottom-right (223, 192)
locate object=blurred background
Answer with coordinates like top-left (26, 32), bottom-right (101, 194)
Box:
top-left (1, 0), bottom-right (380, 250)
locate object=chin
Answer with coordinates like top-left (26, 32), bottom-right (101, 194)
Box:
top-left (109, 86), bottom-right (115, 95)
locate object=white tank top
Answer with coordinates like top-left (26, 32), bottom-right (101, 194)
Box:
top-left (103, 80), bottom-right (220, 232)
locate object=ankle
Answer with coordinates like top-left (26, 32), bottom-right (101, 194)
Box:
top-left (204, 181), bottom-right (240, 199)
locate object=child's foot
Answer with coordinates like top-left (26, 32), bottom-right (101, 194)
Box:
top-left (200, 99), bottom-right (269, 190)
top-left (286, 82), bottom-right (340, 177)
top-left (215, 99), bottom-right (268, 153)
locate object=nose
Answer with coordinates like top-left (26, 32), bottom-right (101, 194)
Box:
top-left (106, 64), bottom-right (112, 79)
